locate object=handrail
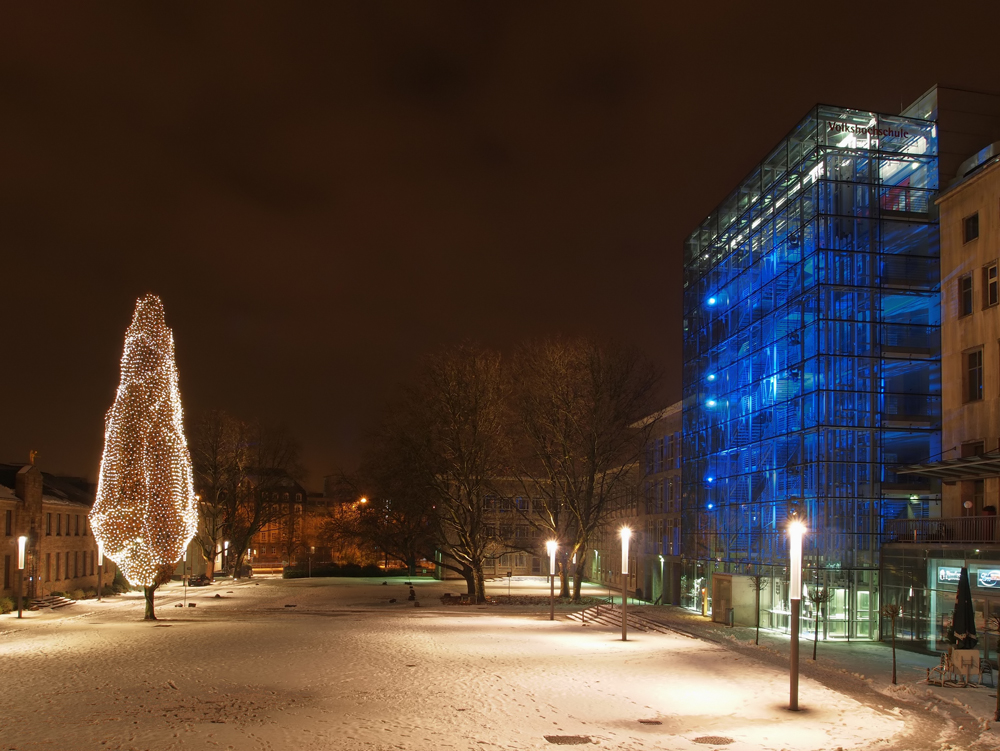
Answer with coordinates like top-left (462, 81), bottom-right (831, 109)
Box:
top-left (885, 516), bottom-right (999, 544)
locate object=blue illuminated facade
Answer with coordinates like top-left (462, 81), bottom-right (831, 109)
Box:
top-left (682, 105), bottom-right (940, 639)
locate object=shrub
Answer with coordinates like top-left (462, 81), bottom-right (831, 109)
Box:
top-left (83, 588), bottom-right (97, 599)
top-left (0, 597), bottom-right (14, 614)
top-left (69, 589), bottom-right (86, 600)
top-left (50, 591), bottom-right (66, 598)
top-left (101, 585), bottom-right (115, 597)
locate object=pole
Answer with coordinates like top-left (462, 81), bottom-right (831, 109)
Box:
top-left (547, 540), bottom-right (557, 622)
top-left (621, 528), bottom-right (631, 642)
top-left (97, 540), bottom-right (104, 603)
top-left (17, 536), bottom-right (27, 618)
top-left (789, 521), bottom-right (805, 711)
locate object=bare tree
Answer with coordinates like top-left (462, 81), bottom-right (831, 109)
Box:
top-left (403, 344), bottom-right (509, 602)
top-left (881, 603), bottom-right (902, 685)
top-left (807, 585), bottom-right (835, 661)
top-left (512, 337), bottom-right (660, 602)
top-left (190, 410), bottom-right (240, 580)
top-left (224, 419), bottom-right (303, 578)
top-left (749, 574), bottom-right (769, 645)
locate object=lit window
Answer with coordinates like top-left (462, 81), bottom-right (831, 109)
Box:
top-left (965, 213), bottom-right (980, 243)
top-left (985, 263), bottom-right (999, 308)
top-left (959, 275), bottom-right (973, 317)
top-left (967, 349), bottom-right (984, 402)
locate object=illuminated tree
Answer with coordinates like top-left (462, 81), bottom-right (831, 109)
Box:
top-left (90, 294), bottom-right (198, 620)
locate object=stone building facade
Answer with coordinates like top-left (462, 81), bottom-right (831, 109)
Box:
top-left (0, 463), bottom-right (113, 601)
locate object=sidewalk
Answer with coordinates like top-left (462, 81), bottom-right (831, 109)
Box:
top-left (634, 604), bottom-right (999, 732)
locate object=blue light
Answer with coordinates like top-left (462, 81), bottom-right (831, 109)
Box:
top-left (707, 373), bottom-right (716, 382)
top-left (706, 399), bottom-right (717, 408)
top-left (707, 503), bottom-right (714, 510)
top-left (705, 476), bottom-right (714, 483)
top-left (707, 297), bottom-right (717, 306)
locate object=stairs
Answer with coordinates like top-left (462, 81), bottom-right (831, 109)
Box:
top-left (29, 595), bottom-right (76, 611)
top-left (565, 603), bottom-right (675, 635)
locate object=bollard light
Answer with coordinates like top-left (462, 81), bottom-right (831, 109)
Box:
top-left (788, 519), bottom-right (806, 711)
top-left (546, 540), bottom-right (558, 621)
top-left (16, 536), bottom-right (27, 618)
top-left (97, 540), bottom-right (104, 602)
top-left (620, 527), bottom-right (632, 641)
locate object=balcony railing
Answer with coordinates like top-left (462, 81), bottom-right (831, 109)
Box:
top-left (884, 516), bottom-right (1000, 544)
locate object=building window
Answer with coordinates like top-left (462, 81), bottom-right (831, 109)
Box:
top-left (56, 552), bottom-right (62, 580)
top-left (75, 515), bottom-right (80, 536)
top-left (967, 349), bottom-right (984, 402)
top-left (986, 263), bottom-right (999, 308)
top-left (4, 509), bottom-right (11, 536)
top-left (965, 212), bottom-right (980, 243)
top-left (959, 275), bottom-right (974, 317)
top-left (46, 513), bottom-right (52, 536)
top-left (45, 553), bottom-right (51, 582)
top-left (56, 514), bottom-right (61, 536)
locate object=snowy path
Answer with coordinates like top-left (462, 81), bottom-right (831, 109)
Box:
top-left (0, 578), bottom-right (986, 750)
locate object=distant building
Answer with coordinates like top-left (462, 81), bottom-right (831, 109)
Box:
top-left (893, 145), bottom-right (1000, 654)
top-left (590, 403), bottom-right (682, 605)
top-left (247, 473), bottom-right (312, 572)
top-left (0, 462), bottom-right (113, 600)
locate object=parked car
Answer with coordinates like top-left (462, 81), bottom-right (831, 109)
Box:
top-left (188, 574), bottom-right (211, 587)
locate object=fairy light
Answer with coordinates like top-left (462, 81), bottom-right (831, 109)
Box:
top-left (89, 294), bottom-right (198, 587)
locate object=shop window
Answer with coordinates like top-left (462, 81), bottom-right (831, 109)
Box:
top-left (966, 349), bottom-right (984, 402)
top-left (965, 212), bottom-right (980, 243)
top-left (959, 275), bottom-right (974, 317)
top-left (985, 263), bottom-right (999, 308)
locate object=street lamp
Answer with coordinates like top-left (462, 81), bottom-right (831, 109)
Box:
top-left (620, 527), bottom-right (631, 641)
top-left (546, 540), bottom-right (558, 621)
top-left (97, 540), bottom-right (104, 602)
top-left (223, 540), bottom-right (230, 575)
top-left (16, 535), bottom-right (27, 618)
top-left (788, 519), bottom-right (806, 711)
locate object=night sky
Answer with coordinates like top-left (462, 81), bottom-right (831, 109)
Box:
top-left (3, 4), bottom-right (998, 488)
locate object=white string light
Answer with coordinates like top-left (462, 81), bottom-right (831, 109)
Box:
top-left (89, 294), bottom-right (198, 587)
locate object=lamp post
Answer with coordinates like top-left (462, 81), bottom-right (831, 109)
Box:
top-left (621, 527), bottom-right (631, 641)
top-left (788, 520), bottom-right (806, 711)
top-left (223, 540), bottom-right (230, 575)
top-left (546, 540), bottom-right (558, 621)
top-left (16, 535), bottom-right (27, 618)
top-left (97, 540), bottom-right (104, 602)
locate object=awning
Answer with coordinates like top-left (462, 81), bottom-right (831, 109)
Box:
top-left (897, 451), bottom-right (1000, 480)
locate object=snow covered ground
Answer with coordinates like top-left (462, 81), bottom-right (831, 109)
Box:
top-left (0, 576), bottom-right (991, 751)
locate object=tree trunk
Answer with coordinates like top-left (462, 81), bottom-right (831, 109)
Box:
top-left (572, 559), bottom-right (586, 603)
top-left (144, 584), bottom-right (158, 620)
top-left (890, 625), bottom-right (897, 685)
top-left (474, 565), bottom-right (487, 604)
top-left (463, 569), bottom-right (476, 597)
top-left (755, 589), bottom-right (761, 645)
top-left (812, 607), bottom-right (820, 660)
top-left (407, 555), bottom-right (416, 576)
top-left (559, 561), bottom-right (570, 599)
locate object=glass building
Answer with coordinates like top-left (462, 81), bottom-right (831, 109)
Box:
top-left (681, 105), bottom-right (940, 640)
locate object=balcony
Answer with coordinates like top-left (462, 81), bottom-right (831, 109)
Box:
top-left (884, 516), bottom-right (1000, 545)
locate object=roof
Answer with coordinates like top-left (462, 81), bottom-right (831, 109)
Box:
top-left (898, 451), bottom-right (1000, 481)
top-left (0, 464), bottom-right (95, 508)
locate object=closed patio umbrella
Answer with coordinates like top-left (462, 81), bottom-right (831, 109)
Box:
top-left (952, 566), bottom-right (978, 650)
